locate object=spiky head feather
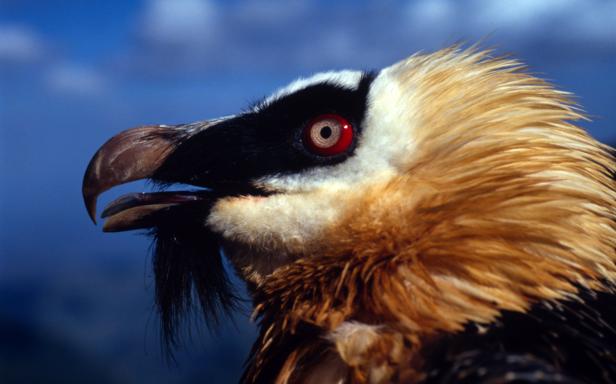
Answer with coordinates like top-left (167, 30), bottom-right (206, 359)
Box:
top-left (243, 47), bottom-right (616, 383)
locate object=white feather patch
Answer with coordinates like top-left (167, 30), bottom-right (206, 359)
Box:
top-left (207, 64), bottom-right (422, 277)
top-left (256, 70), bottom-right (364, 111)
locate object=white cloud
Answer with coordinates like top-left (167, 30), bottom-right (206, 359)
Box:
top-left (403, 0), bottom-right (458, 47)
top-left (232, 0), bottom-right (310, 25)
top-left (123, 0), bottom-right (616, 76)
top-left (468, 0), bottom-right (616, 43)
top-left (140, 0), bottom-right (220, 45)
top-left (566, 1), bottom-right (616, 41)
top-left (0, 24), bottom-right (108, 96)
top-left (46, 64), bottom-right (106, 95)
top-left (406, 0), bottom-right (456, 26)
top-left (472, 0), bottom-right (569, 28)
top-left (0, 24), bottom-right (46, 63)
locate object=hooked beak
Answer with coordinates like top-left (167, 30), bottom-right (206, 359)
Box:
top-left (82, 120), bottom-right (222, 232)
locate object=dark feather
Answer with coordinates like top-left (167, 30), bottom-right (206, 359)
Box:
top-left (422, 288), bottom-right (616, 383)
top-left (149, 202), bottom-right (239, 356)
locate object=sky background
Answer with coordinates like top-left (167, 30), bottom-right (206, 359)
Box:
top-left (1, 1), bottom-right (615, 383)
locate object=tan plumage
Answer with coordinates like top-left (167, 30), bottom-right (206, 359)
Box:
top-left (243, 48), bottom-right (616, 383)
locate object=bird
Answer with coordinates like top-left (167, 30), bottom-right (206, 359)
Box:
top-left (83, 46), bottom-right (616, 383)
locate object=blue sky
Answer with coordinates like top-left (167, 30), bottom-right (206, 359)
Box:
top-left (0, 1), bottom-right (615, 383)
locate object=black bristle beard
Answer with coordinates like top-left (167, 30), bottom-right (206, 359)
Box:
top-left (149, 203), bottom-right (238, 356)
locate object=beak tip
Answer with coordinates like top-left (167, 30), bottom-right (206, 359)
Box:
top-left (81, 124), bottom-right (185, 228)
top-left (82, 186), bottom-right (98, 225)
top-left (85, 198), bottom-right (98, 225)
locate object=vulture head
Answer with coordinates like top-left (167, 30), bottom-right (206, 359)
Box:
top-left (83, 47), bottom-right (616, 383)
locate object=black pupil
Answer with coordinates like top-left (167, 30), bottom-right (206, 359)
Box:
top-left (320, 126), bottom-right (332, 139)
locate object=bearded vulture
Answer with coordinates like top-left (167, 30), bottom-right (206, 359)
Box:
top-left (83, 47), bottom-right (616, 383)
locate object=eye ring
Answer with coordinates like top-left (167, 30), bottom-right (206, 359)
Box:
top-left (303, 114), bottom-right (354, 156)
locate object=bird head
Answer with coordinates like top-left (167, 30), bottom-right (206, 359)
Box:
top-left (83, 47), bottom-right (616, 374)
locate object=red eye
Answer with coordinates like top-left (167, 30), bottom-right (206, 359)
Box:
top-left (303, 114), bottom-right (353, 156)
